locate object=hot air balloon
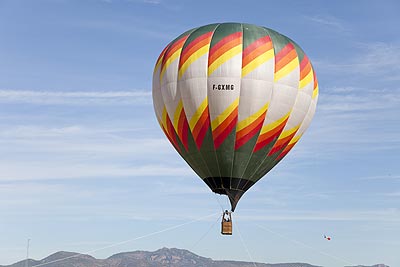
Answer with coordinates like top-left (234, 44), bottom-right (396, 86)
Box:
top-left (152, 23), bottom-right (318, 224)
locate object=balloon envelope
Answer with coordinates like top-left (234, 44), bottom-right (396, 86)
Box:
top-left (152, 23), bottom-right (318, 211)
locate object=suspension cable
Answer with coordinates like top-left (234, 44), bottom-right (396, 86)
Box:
top-left (235, 221), bottom-right (258, 267)
top-left (189, 214), bottom-right (221, 250)
top-left (32, 212), bottom-right (219, 267)
top-left (255, 223), bottom-right (354, 266)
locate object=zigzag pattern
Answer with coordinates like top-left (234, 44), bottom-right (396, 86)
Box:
top-left (178, 31), bottom-right (213, 79)
top-left (253, 112), bottom-right (290, 153)
top-left (173, 101), bottom-right (189, 150)
top-left (235, 102), bottom-right (269, 150)
top-left (267, 125), bottom-right (300, 156)
top-left (274, 43), bottom-right (298, 81)
top-left (299, 55), bottom-right (313, 89)
top-left (312, 67), bottom-right (319, 99)
top-left (208, 32), bottom-right (242, 75)
top-left (189, 98), bottom-right (210, 149)
top-left (211, 98), bottom-right (239, 149)
top-left (160, 35), bottom-right (189, 81)
top-left (241, 36), bottom-right (274, 77)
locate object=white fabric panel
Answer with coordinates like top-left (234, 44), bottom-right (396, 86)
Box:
top-left (237, 59), bottom-right (274, 126)
top-left (178, 54), bottom-right (208, 127)
top-left (207, 53), bottom-right (242, 129)
top-left (152, 62), bottom-right (164, 125)
top-left (161, 54), bottom-right (182, 131)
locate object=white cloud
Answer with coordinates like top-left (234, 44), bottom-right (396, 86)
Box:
top-left (0, 89), bottom-right (151, 105)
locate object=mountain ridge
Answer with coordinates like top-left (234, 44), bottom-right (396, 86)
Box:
top-left (0, 247), bottom-right (388, 267)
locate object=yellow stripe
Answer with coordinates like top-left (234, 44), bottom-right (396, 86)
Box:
top-left (161, 106), bottom-right (168, 128)
top-left (208, 45), bottom-right (242, 76)
top-left (178, 45), bottom-right (209, 79)
top-left (189, 97), bottom-right (208, 130)
top-left (274, 58), bottom-right (299, 82)
top-left (160, 48), bottom-right (182, 81)
top-left (299, 70), bottom-right (313, 89)
top-left (236, 102), bottom-right (269, 131)
top-left (155, 57), bottom-right (163, 72)
top-left (211, 98), bottom-right (239, 130)
top-left (173, 100), bottom-right (183, 129)
top-left (260, 111), bottom-right (291, 135)
top-left (312, 85), bottom-right (319, 99)
top-left (241, 49), bottom-right (274, 78)
top-left (288, 133), bottom-right (301, 145)
top-left (277, 124), bottom-right (300, 140)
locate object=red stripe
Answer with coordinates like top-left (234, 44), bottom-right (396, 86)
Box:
top-left (313, 67), bottom-right (318, 90)
top-left (156, 45), bottom-right (170, 67)
top-left (267, 131), bottom-right (297, 156)
top-left (277, 141), bottom-right (297, 160)
top-left (242, 36), bottom-right (271, 57)
top-left (208, 37), bottom-right (242, 67)
top-left (165, 116), bottom-right (181, 153)
top-left (192, 107), bottom-right (209, 140)
top-left (209, 32), bottom-right (242, 59)
top-left (161, 36), bottom-right (188, 70)
top-left (213, 114), bottom-right (238, 149)
top-left (181, 117), bottom-right (189, 151)
top-left (253, 119), bottom-right (288, 153)
top-left (235, 118), bottom-right (264, 150)
top-left (274, 43), bottom-right (295, 63)
top-left (300, 55), bottom-right (309, 70)
top-left (275, 49), bottom-right (297, 72)
top-left (179, 32), bottom-right (213, 67)
top-left (242, 41), bottom-right (273, 68)
top-left (195, 117), bottom-right (210, 149)
top-left (178, 110), bottom-right (189, 150)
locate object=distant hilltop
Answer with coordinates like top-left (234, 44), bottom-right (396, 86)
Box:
top-left (1, 247), bottom-right (388, 267)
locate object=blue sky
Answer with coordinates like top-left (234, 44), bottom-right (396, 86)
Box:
top-left (1, 0), bottom-right (399, 266)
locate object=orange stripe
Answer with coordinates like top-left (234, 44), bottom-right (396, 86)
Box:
top-left (235, 115), bottom-right (265, 150)
top-left (300, 57), bottom-right (311, 80)
top-left (177, 109), bottom-right (186, 138)
top-left (179, 112), bottom-right (189, 150)
top-left (212, 107), bottom-right (238, 139)
top-left (195, 116), bottom-right (210, 149)
top-left (313, 70), bottom-right (318, 90)
top-left (277, 140), bottom-right (297, 160)
top-left (242, 36), bottom-right (271, 57)
top-left (256, 117), bottom-right (288, 146)
top-left (161, 36), bottom-right (187, 70)
top-left (165, 114), bottom-right (180, 153)
top-left (208, 37), bottom-right (242, 66)
top-left (214, 114), bottom-right (237, 149)
top-left (192, 107), bottom-right (209, 140)
top-left (275, 49), bottom-right (297, 72)
top-left (242, 41), bottom-right (272, 68)
top-left (274, 43), bottom-right (295, 63)
top-left (179, 32), bottom-right (213, 68)
top-left (209, 32), bottom-right (241, 57)
top-left (268, 131), bottom-right (297, 156)
top-left (235, 113), bottom-right (266, 140)
top-left (155, 45), bottom-right (169, 70)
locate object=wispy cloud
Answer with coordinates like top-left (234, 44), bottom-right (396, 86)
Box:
top-left (238, 208), bottom-right (400, 222)
top-left (315, 42), bottom-right (400, 81)
top-left (0, 89), bottom-right (151, 105)
top-left (73, 18), bottom-right (173, 39)
top-left (0, 162), bottom-right (191, 181)
top-left (0, 123), bottom-right (189, 181)
top-left (304, 15), bottom-right (347, 32)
